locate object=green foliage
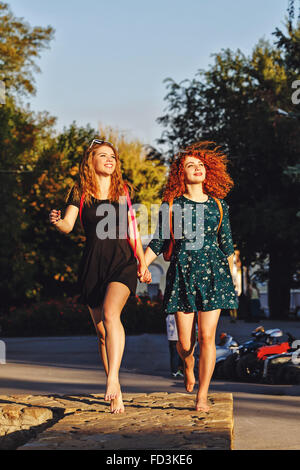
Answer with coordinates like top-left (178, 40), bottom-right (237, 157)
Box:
top-left (287, 0), bottom-right (300, 30)
top-left (0, 299), bottom-right (94, 336)
top-left (0, 297), bottom-right (166, 336)
top-left (0, 1), bottom-right (57, 307)
top-left (0, 1), bottom-right (55, 96)
top-left (0, 95), bottom-right (56, 307)
top-left (122, 296), bottom-right (166, 335)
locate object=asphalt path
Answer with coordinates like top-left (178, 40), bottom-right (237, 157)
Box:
top-left (1, 316), bottom-right (300, 450)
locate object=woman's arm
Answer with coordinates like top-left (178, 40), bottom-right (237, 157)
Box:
top-left (128, 210), bottom-right (151, 282)
top-left (218, 200), bottom-right (235, 279)
top-left (227, 252), bottom-right (235, 279)
top-left (144, 246), bottom-right (159, 267)
top-left (49, 205), bottom-right (79, 234)
top-left (50, 185), bottom-right (81, 234)
top-left (144, 202), bottom-right (170, 266)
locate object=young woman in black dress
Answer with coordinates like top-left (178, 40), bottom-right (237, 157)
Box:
top-left (49, 139), bottom-right (151, 414)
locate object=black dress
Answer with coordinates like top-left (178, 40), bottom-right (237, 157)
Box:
top-left (66, 186), bottom-right (138, 308)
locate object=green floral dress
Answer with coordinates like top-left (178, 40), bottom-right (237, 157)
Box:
top-left (148, 194), bottom-right (238, 313)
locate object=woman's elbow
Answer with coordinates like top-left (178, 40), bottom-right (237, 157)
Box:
top-left (59, 219), bottom-right (73, 234)
top-left (65, 222), bottom-right (74, 234)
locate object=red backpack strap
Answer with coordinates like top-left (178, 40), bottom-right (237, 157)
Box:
top-left (123, 184), bottom-right (137, 259)
top-left (169, 199), bottom-right (174, 241)
top-left (211, 196), bottom-right (223, 232)
top-left (163, 198), bottom-right (175, 262)
top-left (79, 193), bottom-right (85, 225)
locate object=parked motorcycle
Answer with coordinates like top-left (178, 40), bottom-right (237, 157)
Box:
top-left (263, 339), bottom-right (300, 384)
top-left (236, 332), bottom-right (296, 381)
top-left (222, 326), bottom-right (283, 380)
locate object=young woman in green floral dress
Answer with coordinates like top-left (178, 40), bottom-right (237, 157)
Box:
top-left (144, 141), bottom-right (238, 412)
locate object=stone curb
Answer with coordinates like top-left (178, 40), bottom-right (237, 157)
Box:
top-left (0, 401), bottom-right (55, 450)
top-left (0, 392), bottom-right (234, 450)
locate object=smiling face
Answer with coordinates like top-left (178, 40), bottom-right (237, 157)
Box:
top-left (183, 156), bottom-right (206, 184)
top-left (92, 144), bottom-right (117, 175)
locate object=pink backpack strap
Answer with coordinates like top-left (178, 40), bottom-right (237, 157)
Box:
top-left (123, 183), bottom-right (137, 259)
top-left (79, 192), bottom-right (85, 225)
top-left (211, 196), bottom-right (223, 232)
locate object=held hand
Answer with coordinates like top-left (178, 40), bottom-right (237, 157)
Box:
top-left (142, 268), bottom-right (152, 284)
top-left (49, 209), bottom-right (61, 225)
top-left (137, 265), bottom-right (152, 284)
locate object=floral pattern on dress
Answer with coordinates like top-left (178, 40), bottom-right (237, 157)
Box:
top-left (148, 195), bottom-right (238, 313)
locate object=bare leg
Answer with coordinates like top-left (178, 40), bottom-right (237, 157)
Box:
top-left (175, 311), bottom-right (196, 392)
top-left (87, 303), bottom-right (109, 375)
top-left (196, 309), bottom-right (221, 412)
top-left (102, 281), bottom-right (130, 413)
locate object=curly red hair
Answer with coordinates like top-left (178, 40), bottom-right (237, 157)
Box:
top-left (162, 141), bottom-right (234, 202)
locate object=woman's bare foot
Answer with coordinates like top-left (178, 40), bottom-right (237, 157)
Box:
top-left (105, 378), bottom-right (120, 401)
top-left (110, 390), bottom-right (125, 414)
top-left (183, 357), bottom-right (195, 392)
top-left (195, 393), bottom-right (210, 412)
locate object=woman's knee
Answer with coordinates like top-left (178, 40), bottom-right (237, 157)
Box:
top-left (103, 308), bottom-right (121, 326)
top-left (198, 331), bottom-right (215, 346)
top-left (177, 338), bottom-right (195, 356)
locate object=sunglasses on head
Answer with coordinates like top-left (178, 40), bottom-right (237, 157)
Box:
top-left (88, 139), bottom-right (117, 151)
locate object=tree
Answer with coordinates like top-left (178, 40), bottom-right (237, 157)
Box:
top-left (0, 2), bottom-right (56, 307)
top-left (0, 95), bottom-right (56, 307)
top-left (156, 25), bottom-right (300, 319)
top-left (0, 1), bottom-right (54, 97)
top-left (287, 0), bottom-right (300, 30)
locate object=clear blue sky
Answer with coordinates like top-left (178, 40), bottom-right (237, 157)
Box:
top-left (8, 0), bottom-right (289, 147)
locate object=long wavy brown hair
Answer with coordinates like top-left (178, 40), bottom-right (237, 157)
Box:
top-left (162, 141), bottom-right (234, 202)
top-left (65, 141), bottom-right (134, 207)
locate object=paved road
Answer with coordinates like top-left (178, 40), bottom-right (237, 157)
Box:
top-left (1, 317), bottom-right (300, 450)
